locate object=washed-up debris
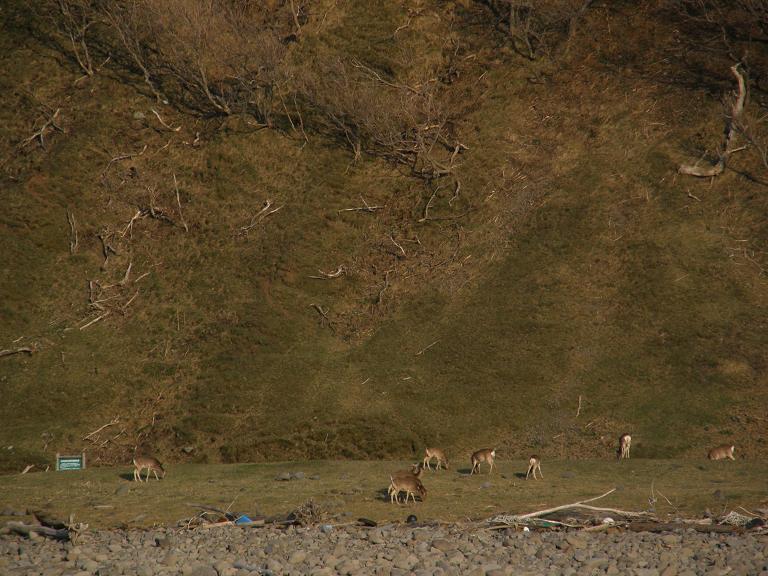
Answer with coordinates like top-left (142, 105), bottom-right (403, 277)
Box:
top-left (2, 513), bottom-right (87, 542)
top-left (179, 503), bottom-right (265, 530)
top-left (486, 488), bottom-right (768, 535)
top-left (288, 499), bottom-right (327, 526)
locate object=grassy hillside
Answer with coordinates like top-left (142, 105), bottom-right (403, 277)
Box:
top-left (0, 0), bottom-right (766, 473)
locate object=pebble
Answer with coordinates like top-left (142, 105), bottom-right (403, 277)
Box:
top-left (0, 524), bottom-right (763, 575)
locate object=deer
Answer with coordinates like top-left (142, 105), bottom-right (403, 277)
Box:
top-left (708, 444), bottom-right (736, 461)
top-left (423, 447), bottom-right (449, 471)
top-left (526, 455), bottom-right (542, 480)
top-left (470, 448), bottom-right (496, 474)
top-left (387, 463), bottom-right (424, 500)
top-left (132, 456), bottom-right (166, 482)
top-left (617, 433), bottom-right (631, 460)
top-left (389, 474), bottom-right (427, 504)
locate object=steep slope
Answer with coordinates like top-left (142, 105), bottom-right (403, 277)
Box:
top-left (0, 0), bottom-right (766, 472)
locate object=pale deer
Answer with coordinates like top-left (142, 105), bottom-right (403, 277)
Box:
top-left (617, 434), bottom-right (631, 460)
top-left (423, 447), bottom-right (448, 471)
top-left (526, 455), bottom-right (542, 480)
top-left (708, 444), bottom-right (735, 461)
top-left (389, 474), bottom-right (427, 504)
top-left (133, 456), bottom-right (166, 482)
top-left (470, 448), bottom-right (496, 474)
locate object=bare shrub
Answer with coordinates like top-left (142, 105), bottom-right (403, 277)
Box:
top-left (56, 0), bottom-right (98, 76)
top-left (298, 54), bottom-right (457, 178)
top-left (477, 0), bottom-right (594, 59)
top-left (98, 0), bottom-right (293, 120)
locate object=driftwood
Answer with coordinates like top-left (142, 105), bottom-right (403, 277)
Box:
top-left (5, 521), bottom-right (69, 541)
top-left (490, 488), bottom-right (650, 526)
top-left (626, 522), bottom-right (742, 534)
top-left (679, 64), bottom-right (747, 177)
top-left (309, 266), bottom-right (345, 279)
top-left (0, 347), bottom-right (35, 358)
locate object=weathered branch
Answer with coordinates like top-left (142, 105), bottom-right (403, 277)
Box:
top-left (679, 64), bottom-right (748, 177)
top-left (173, 173), bottom-right (189, 232)
top-left (20, 108), bottom-right (63, 150)
top-left (5, 522), bottom-right (69, 541)
top-left (309, 266), bottom-right (345, 279)
top-left (151, 108), bottom-right (181, 132)
top-left (240, 200), bottom-right (283, 233)
top-left (338, 196), bottom-right (384, 213)
top-left (0, 347), bottom-right (35, 359)
top-left (79, 312), bottom-right (110, 330)
top-left (418, 188), bottom-right (439, 222)
top-left (495, 488), bottom-right (650, 523)
top-left (103, 144), bottom-right (147, 177)
top-left (66, 210), bottom-right (78, 255)
top-left (83, 416), bottom-right (120, 441)
top-left (415, 340), bottom-right (439, 356)
top-left (376, 270), bottom-right (394, 304)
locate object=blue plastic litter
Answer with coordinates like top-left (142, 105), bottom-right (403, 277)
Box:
top-left (235, 515), bottom-right (252, 525)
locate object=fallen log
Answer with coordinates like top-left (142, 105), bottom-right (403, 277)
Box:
top-left (626, 522), bottom-right (743, 534)
top-left (5, 521), bottom-right (69, 540)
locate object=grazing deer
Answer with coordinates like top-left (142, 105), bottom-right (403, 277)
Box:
top-left (133, 456), bottom-right (166, 482)
top-left (387, 463), bottom-right (424, 500)
top-left (470, 448), bottom-right (496, 474)
top-left (389, 474), bottom-right (427, 504)
top-left (617, 434), bottom-right (631, 460)
top-left (423, 447), bottom-right (449, 471)
top-left (708, 444), bottom-right (736, 461)
top-left (526, 455), bottom-right (542, 480)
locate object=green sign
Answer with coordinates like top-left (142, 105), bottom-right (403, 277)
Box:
top-left (56, 453), bottom-right (86, 471)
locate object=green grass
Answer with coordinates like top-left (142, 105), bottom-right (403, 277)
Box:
top-left (0, 460), bottom-right (765, 529)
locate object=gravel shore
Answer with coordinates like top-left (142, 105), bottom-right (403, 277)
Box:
top-left (2, 523), bottom-right (767, 576)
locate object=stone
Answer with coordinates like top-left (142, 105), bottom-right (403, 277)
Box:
top-left (114, 485), bottom-right (129, 497)
top-left (432, 539), bottom-right (456, 552)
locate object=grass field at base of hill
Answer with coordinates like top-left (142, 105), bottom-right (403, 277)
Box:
top-left (1, 460), bottom-right (766, 529)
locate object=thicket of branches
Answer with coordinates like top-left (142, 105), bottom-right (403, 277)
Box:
top-left (36, 0), bottom-right (463, 178)
top-left (475, 0), bottom-right (594, 59)
top-left (666, 0), bottom-right (768, 171)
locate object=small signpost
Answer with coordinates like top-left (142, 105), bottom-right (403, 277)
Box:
top-left (55, 452), bottom-right (86, 471)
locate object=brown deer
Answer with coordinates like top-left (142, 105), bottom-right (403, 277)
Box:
top-left (617, 434), bottom-right (631, 460)
top-left (708, 444), bottom-right (735, 461)
top-left (389, 474), bottom-right (427, 504)
top-left (387, 463), bottom-right (424, 500)
top-left (133, 456), bottom-right (166, 482)
top-left (423, 447), bottom-right (448, 471)
top-left (526, 455), bottom-right (542, 480)
top-left (470, 448), bottom-right (496, 474)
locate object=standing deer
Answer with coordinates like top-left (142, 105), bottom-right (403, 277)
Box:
top-left (526, 455), bottom-right (542, 480)
top-left (423, 447), bottom-right (449, 471)
top-left (708, 444), bottom-right (736, 461)
top-left (470, 448), bottom-right (496, 474)
top-left (389, 474), bottom-right (427, 504)
top-left (133, 456), bottom-right (166, 482)
top-left (617, 434), bottom-right (631, 460)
